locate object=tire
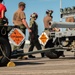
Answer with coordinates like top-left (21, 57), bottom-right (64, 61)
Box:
top-left (57, 51), bottom-right (64, 57)
top-left (45, 39), bottom-right (60, 59)
top-left (0, 37), bottom-right (11, 66)
top-left (45, 50), bottom-right (64, 59)
top-left (45, 50), bottom-right (60, 59)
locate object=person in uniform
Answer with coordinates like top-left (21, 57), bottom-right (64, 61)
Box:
top-left (43, 10), bottom-right (53, 30)
top-left (43, 10), bottom-right (64, 57)
top-left (13, 2), bottom-right (31, 51)
top-left (28, 13), bottom-right (45, 58)
top-left (0, 0), bottom-right (7, 25)
top-left (43, 10), bottom-right (53, 38)
top-left (43, 10), bottom-right (60, 33)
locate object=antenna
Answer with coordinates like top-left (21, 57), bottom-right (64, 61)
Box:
top-left (60, 0), bottom-right (62, 22)
top-left (60, 0), bottom-right (63, 31)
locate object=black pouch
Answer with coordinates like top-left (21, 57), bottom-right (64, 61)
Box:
top-left (0, 19), bottom-right (4, 25)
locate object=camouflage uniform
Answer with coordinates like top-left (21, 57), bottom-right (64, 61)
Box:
top-left (28, 18), bottom-right (44, 58)
top-left (13, 8), bottom-right (26, 50)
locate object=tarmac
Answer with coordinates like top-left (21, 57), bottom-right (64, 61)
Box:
top-left (0, 45), bottom-right (75, 75)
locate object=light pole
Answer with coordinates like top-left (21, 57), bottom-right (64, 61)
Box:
top-left (60, 0), bottom-right (63, 31)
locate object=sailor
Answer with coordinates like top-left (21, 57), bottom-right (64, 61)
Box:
top-left (43, 10), bottom-right (60, 33)
top-left (43, 10), bottom-right (53, 31)
top-left (0, 0), bottom-right (7, 25)
top-left (13, 2), bottom-right (31, 50)
top-left (28, 13), bottom-right (45, 58)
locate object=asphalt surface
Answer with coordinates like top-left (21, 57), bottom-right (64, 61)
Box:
top-left (0, 45), bottom-right (75, 75)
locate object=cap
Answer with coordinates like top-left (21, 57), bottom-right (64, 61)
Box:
top-left (46, 10), bottom-right (53, 14)
top-left (30, 13), bottom-right (38, 18)
top-left (18, 2), bottom-right (26, 7)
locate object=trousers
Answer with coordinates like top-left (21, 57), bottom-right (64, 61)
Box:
top-left (28, 37), bottom-right (44, 57)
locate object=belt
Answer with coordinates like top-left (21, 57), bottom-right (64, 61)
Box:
top-left (45, 28), bottom-right (52, 31)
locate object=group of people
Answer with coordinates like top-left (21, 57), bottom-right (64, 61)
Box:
top-left (0, 1), bottom-right (67, 59)
top-left (13, 2), bottom-right (46, 58)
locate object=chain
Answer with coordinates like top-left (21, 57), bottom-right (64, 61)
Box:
top-left (1, 27), bottom-right (6, 35)
top-left (0, 45), bottom-right (10, 61)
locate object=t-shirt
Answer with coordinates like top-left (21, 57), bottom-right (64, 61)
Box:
top-left (0, 3), bottom-right (7, 18)
top-left (13, 9), bottom-right (26, 25)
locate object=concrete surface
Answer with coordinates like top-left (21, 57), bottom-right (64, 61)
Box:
top-left (0, 45), bottom-right (75, 75)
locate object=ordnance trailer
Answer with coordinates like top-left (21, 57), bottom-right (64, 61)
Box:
top-left (0, 22), bottom-right (75, 66)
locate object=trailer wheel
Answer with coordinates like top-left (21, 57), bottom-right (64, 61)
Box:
top-left (45, 39), bottom-right (61, 59)
top-left (45, 50), bottom-right (60, 59)
top-left (57, 51), bottom-right (64, 57)
top-left (0, 37), bottom-right (11, 66)
top-left (45, 50), bottom-right (64, 59)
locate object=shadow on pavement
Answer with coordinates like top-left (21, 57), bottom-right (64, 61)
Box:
top-left (14, 61), bottom-right (45, 66)
top-left (60, 56), bottom-right (75, 59)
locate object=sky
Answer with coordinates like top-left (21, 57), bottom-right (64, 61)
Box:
top-left (3, 0), bottom-right (75, 39)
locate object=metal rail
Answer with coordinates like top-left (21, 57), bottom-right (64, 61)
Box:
top-left (51, 21), bottom-right (75, 28)
top-left (11, 47), bottom-right (72, 57)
